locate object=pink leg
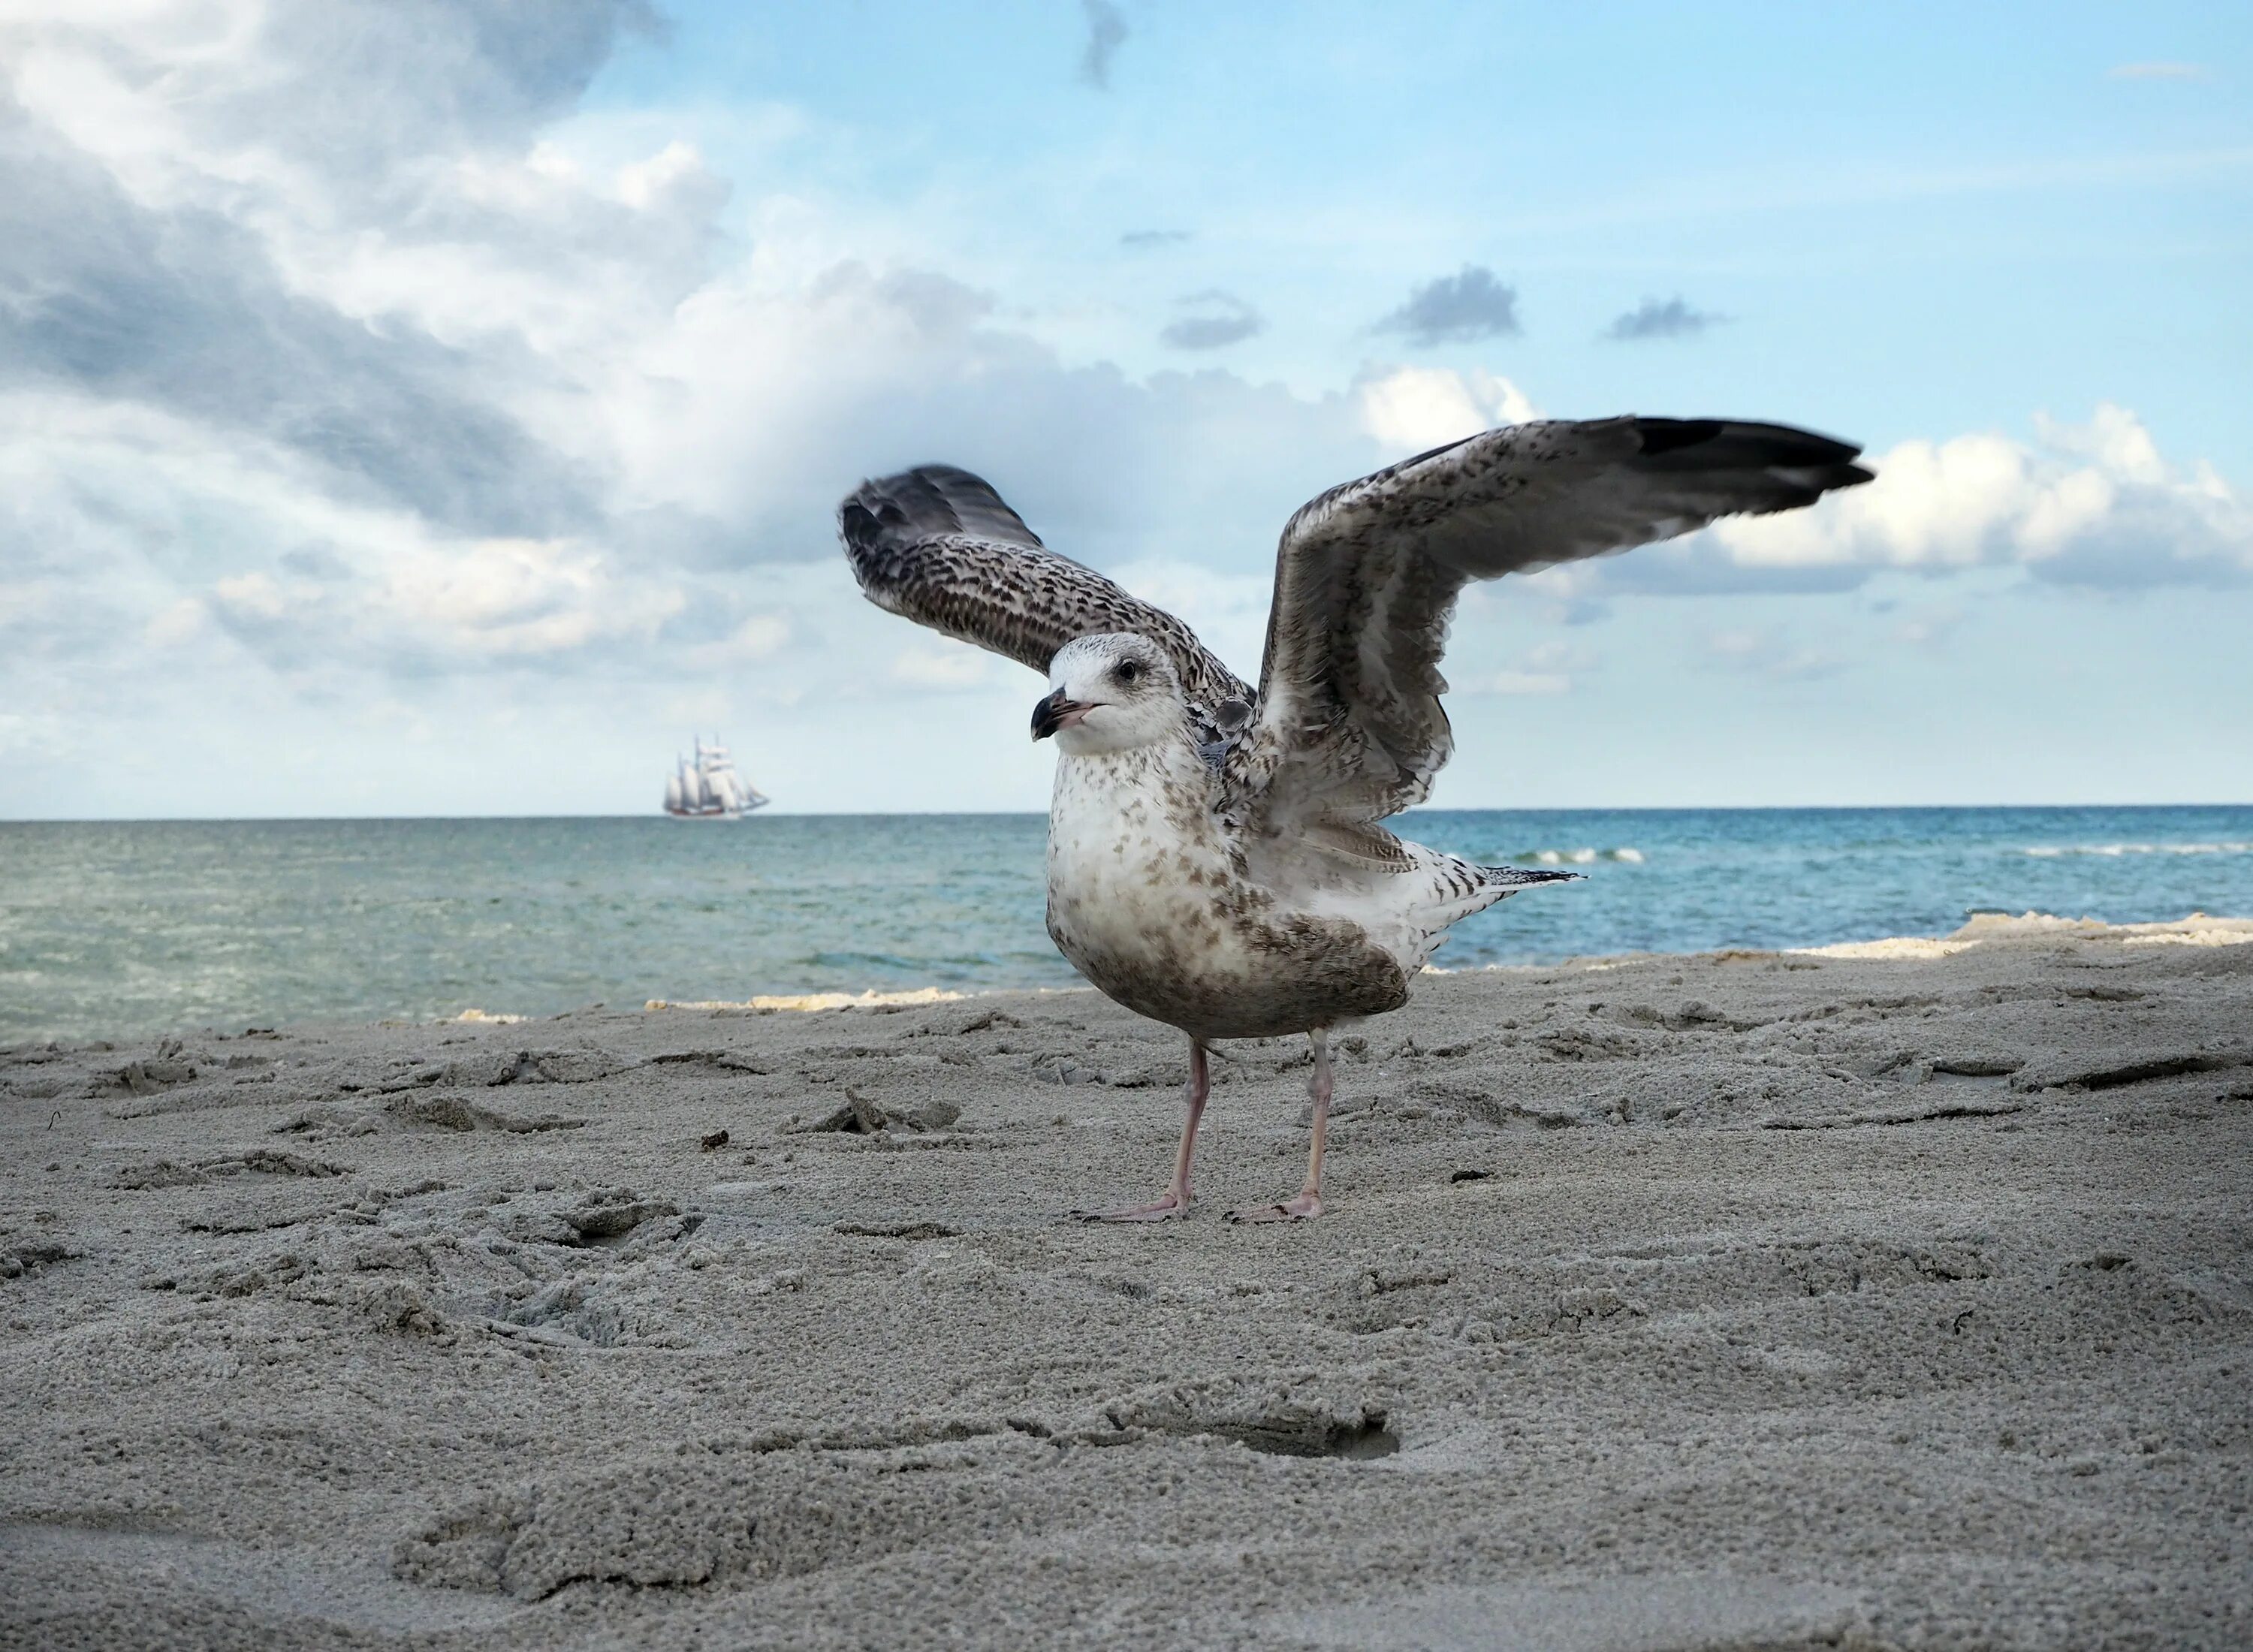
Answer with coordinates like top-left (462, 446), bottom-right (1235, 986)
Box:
top-left (1228, 1029), bottom-right (1330, 1223)
top-left (1079, 1039), bottom-right (1208, 1222)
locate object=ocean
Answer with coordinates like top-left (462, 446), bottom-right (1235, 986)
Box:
top-left (4, 806), bottom-right (2250, 1046)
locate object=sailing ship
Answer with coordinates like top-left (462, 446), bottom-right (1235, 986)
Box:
top-left (664, 735), bottom-right (769, 818)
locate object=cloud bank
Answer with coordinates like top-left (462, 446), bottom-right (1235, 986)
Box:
top-left (2, 3), bottom-right (2244, 805)
top-left (0, 0), bottom-right (1384, 731)
top-left (1537, 404), bottom-right (2253, 606)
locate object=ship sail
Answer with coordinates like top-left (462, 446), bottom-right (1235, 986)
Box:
top-left (663, 733), bottom-right (769, 818)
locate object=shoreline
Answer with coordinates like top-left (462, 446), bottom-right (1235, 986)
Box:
top-left (11, 808), bottom-right (2253, 1051)
top-left (5, 910), bottom-right (2250, 1646)
top-left (167, 910), bottom-right (2253, 1048)
top-left (14, 909), bottom-right (2245, 1054)
top-left (633, 910), bottom-right (2253, 1020)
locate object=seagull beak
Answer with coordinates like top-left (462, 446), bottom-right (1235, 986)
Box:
top-left (1031, 689), bottom-right (1091, 740)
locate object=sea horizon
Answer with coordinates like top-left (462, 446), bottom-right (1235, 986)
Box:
top-left (7, 804), bottom-right (2252, 1047)
top-left (8, 800), bottom-right (2252, 824)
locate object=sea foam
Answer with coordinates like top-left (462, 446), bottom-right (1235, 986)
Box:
top-left (2024, 842), bottom-right (2253, 858)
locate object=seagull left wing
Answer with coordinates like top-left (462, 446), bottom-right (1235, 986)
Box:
top-left (840, 465), bottom-right (1250, 710)
top-left (1242, 417), bottom-right (1872, 833)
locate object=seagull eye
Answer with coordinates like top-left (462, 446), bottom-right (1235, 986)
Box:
top-left (1116, 660), bottom-right (1141, 684)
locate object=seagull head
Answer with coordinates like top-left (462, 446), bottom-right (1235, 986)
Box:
top-left (1033, 634), bottom-right (1185, 755)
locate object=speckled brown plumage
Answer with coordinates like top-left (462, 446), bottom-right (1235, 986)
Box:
top-left (837, 418), bottom-right (1870, 1215)
top-left (1040, 727), bottom-right (1409, 1042)
top-left (838, 419), bottom-right (1874, 1036)
top-left (840, 466), bottom-right (1252, 741)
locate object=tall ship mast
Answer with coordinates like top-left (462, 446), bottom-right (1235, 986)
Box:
top-left (663, 735), bottom-right (769, 819)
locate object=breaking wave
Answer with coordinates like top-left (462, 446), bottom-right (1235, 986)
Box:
top-left (1520, 847), bottom-right (1645, 866)
top-left (2023, 842), bottom-right (2253, 859)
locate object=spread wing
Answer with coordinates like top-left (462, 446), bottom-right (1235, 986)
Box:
top-left (1243, 416), bottom-right (1873, 832)
top-left (839, 465), bottom-right (1250, 712)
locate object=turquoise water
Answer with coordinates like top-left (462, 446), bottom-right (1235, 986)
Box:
top-left (4, 807), bottom-right (2250, 1045)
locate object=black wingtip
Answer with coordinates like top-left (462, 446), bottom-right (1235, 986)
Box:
top-left (1627, 418), bottom-right (1875, 510)
top-left (1634, 417), bottom-right (1865, 470)
top-left (838, 466), bottom-right (1045, 553)
top-left (1633, 418), bottom-right (1727, 457)
top-left (836, 496), bottom-right (888, 555)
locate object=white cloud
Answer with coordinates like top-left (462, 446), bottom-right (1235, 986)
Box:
top-left (1457, 641), bottom-right (1597, 696)
top-left (691, 614), bottom-right (792, 666)
top-left (1703, 627), bottom-right (1841, 680)
top-left (0, 389), bottom-right (678, 677)
top-left (1712, 430), bottom-right (2030, 571)
top-left (200, 530), bottom-right (686, 665)
top-left (143, 596), bottom-right (212, 648)
top-left (1434, 404), bottom-right (2248, 610)
top-left (1645, 405), bottom-right (2251, 593)
top-left (890, 641), bottom-right (998, 689)
top-left (0, 0), bottom-right (1389, 726)
top-left (1111, 562), bottom-right (1273, 680)
top-left (1356, 366), bottom-right (1539, 456)
top-left (0, 709), bottom-right (68, 761)
top-left (377, 538), bottom-right (686, 659)
top-left (1887, 603), bottom-right (1963, 652)
top-left (1475, 669), bottom-right (1570, 696)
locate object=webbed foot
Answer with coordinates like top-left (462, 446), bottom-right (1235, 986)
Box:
top-left (1076, 1190), bottom-right (1191, 1223)
top-left (1224, 1191), bottom-right (1322, 1223)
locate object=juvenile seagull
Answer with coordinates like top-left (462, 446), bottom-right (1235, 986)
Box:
top-left (840, 418), bottom-right (1870, 1221)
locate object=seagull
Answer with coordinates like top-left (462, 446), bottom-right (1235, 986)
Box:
top-left (840, 417), bottom-right (1871, 1222)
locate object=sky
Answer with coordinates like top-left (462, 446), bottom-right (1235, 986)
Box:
top-left (2, 0), bottom-right (2248, 818)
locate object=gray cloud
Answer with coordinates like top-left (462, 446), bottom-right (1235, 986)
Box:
top-left (1079, 0), bottom-right (1128, 89)
top-left (192, 1), bottom-right (656, 194)
top-left (1159, 291), bottom-right (1264, 351)
top-left (0, 111), bottom-right (596, 539)
top-left (2107, 62), bottom-right (2206, 80)
top-left (0, 0), bottom-right (1383, 703)
top-left (816, 265), bottom-right (997, 338)
top-left (0, 0), bottom-right (727, 704)
top-left (1604, 296), bottom-right (1724, 342)
top-left (1120, 229), bottom-right (1192, 248)
top-left (664, 266), bottom-right (1371, 580)
top-left (2021, 505), bottom-right (2251, 590)
top-left (1374, 266), bottom-right (1520, 347)
top-left (0, 2), bottom-right (678, 545)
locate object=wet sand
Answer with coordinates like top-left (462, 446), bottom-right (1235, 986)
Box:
top-left (3, 914), bottom-right (2250, 1650)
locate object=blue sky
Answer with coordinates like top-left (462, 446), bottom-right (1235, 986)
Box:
top-left (2, 1), bottom-right (2248, 816)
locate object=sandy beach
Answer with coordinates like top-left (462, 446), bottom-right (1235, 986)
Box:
top-left (3, 912), bottom-right (2249, 1650)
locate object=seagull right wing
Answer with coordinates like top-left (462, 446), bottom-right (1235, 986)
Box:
top-left (1240, 417), bottom-right (1873, 837)
top-left (839, 466), bottom-right (1250, 712)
